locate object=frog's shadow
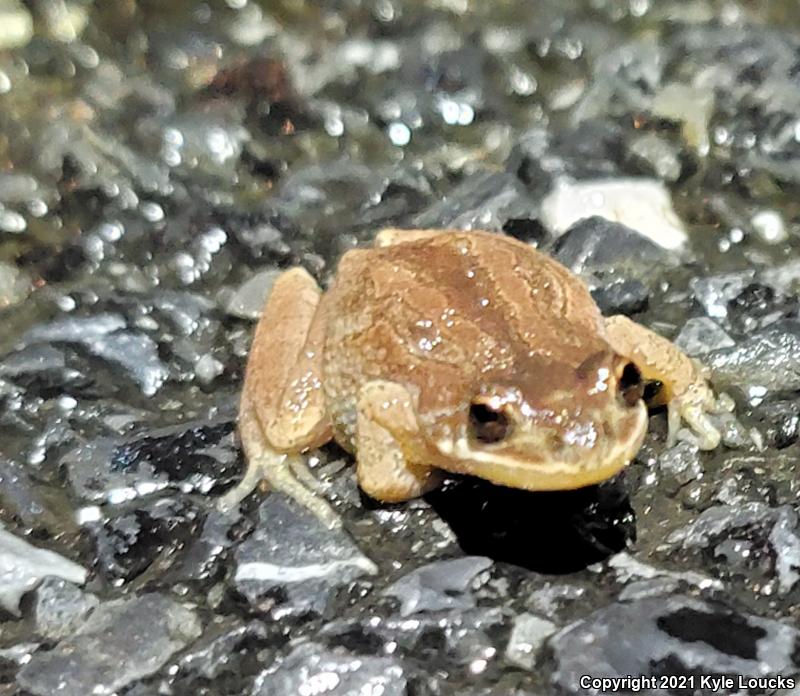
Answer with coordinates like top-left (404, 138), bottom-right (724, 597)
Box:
top-left (423, 475), bottom-right (636, 574)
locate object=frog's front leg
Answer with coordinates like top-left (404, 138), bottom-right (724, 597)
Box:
top-left (604, 315), bottom-right (732, 450)
top-left (356, 380), bottom-right (443, 502)
top-left (220, 267), bottom-right (340, 529)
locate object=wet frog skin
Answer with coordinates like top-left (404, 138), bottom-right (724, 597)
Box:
top-left (220, 228), bottom-right (730, 528)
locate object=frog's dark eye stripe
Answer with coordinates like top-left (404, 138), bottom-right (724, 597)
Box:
top-left (469, 403), bottom-right (512, 443)
top-left (619, 362), bottom-right (644, 406)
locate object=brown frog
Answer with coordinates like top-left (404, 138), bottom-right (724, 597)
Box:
top-left (220, 229), bottom-right (729, 528)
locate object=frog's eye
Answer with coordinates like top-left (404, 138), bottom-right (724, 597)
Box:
top-left (469, 403), bottom-right (512, 444)
top-left (618, 362), bottom-right (644, 406)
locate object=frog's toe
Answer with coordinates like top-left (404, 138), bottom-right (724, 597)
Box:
top-left (712, 391), bottom-right (736, 414)
top-left (217, 460), bottom-right (267, 514)
top-left (218, 450), bottom-right (342, 529)
top-left (667, 399), bottom-right (721, 451)
top-left (683, 404), bottom-right (722, 450)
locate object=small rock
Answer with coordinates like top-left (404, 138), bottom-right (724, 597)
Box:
top-left (668, 502), bottom-right (800, 594)
top-left (690, 271), bottom-right (755, 319)
top-left (510, 122), bottom-right (625, 196)
top-left (629, 133), bottom-right (682, 182)
top-left (30, 578), bottom-right (98, 641)
top-left (607, 552), bottom-right (721, 592)
top-left (224, 268), bottom-right (280, 320)
top-left (17, 594), bottom-right (202, 696)
top-left (551, 595), bottom-right (800, 694)
top-left (591, 279), bottom-right (649, 316)
top-left (658, 441), bottom-right (702, 488)
top-left (706, 320), bottom-right (800, 395)
top-left (505, 613), bottom-right (557, 670)
top-left (0, 344), bottom-right (67, 378)
top-left (761, 260), bottom-right (800, 295)
top-left (36, 0), bottom-right (89, 43)
top-left (234, 495), bottom-right (376, 616)
top-left (552, 216), bottom-right (674, 278)
top-left (540, 178), bottom-right (688, 251)
top-left (178, 619), bottom-right (268, 680)
top-left (0, 261), bottom-right (30, 308)
top-left (755, 400), bottom-right (800, 449)
top-left (194, 353), bottom-right (224, 385)
top-left (253, 643), bottom-right (406, 696)
top-left (19, 314), bottom-right (169, 396)
top-left (412, 171), bottom-right (538, 232)
top-left (0, 456), bottom-right (62, 531)
top-left (88, 497), bottom-right (203, 582)
top-left (0, 524), bottom-right (87, 615)
top-left (63, 417), bottom-right (237, 503)
top-left (674, 317), bottom-right (735, 356)
top-left (382, 556), bottom-right (493, 617)
top-left (651, 82), bottom-right (714, 155)
top-left (726, 283), bottom-right (784, 332)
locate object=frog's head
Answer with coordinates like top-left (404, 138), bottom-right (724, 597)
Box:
top-left (432, 349), bottom-right (649, 490)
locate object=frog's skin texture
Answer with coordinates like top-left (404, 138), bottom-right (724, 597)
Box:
top-left (220, 229), bottom-right (730, 528)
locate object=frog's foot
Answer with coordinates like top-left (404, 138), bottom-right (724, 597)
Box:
top-left (356, 380), bottom-right (442, 502)
top-left (604, 315), bottom-right (728, 452)
top-left (666, 382), bottom-right (723, 451)
top-left (218, 446), bottom-right (341, 529)
top-left (221, 403), bottom-right (340, 528)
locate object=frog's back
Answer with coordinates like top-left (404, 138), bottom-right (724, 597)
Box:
top-left (322, 230), bottom-right (606, 448)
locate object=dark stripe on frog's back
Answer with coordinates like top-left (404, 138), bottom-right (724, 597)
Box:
top-left (383, 232), bottom-right (607, 365)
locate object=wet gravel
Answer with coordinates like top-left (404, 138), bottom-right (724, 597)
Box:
top-left (3, 1), bottom-right (800, 695)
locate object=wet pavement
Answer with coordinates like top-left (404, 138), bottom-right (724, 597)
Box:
top-left (2, 1), bottom-right (800, 694)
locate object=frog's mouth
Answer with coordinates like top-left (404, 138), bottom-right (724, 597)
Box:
top-left (433, 401), bottom-right (648, 491)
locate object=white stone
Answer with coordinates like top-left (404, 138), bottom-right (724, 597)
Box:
top-left (540, 177), bottom-right (688, 250)
top-left (0, 524), bottom-right (87, 615)
top-left (505, 613), bottom-right (557, 670)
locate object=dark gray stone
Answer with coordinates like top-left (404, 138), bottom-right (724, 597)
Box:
top-left (668, 502), bottom-right (800, 594)
top-left (591, 279), bottom-right (649, 316)
top-left (382, 556), bottom-right (492, 617)
top-left (551, 216), bottom-right (675, 279)
top-left (755, 400), bottom-right (800, 449)
top-left (252, 643), bottom-right (406, 696)
top-left (412, 171), bottom-right (538, 232)
top-left (675, 317), bottom-right (736, 356)
top-left (31, 577), bottom-right (98, 640)
top-left (62, 417), bottom-right (237, 503)
top-left (706, 321), bottom-right (800, 394)
top-left (17, 594), bottom-right (201, 696)
top-left (233, 495), bottom-right (376, 615)
top-left (178, 619), bottom-right (268, 680)
top-left (551, 595), bottom-right (800, 694)
top-left (17, 313), bottom-right (169, 396)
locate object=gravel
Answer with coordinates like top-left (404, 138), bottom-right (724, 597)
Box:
top-left (2, 1), bottom-right (800, 694)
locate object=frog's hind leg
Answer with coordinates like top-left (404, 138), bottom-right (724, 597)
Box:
top-left (374, 228), bottom-right (448, 247)
top-left (604, 315), bottom-right (727, 450)
top-left (219, 267), bottom-right (339, 528)
top-left (220, 403), bottom-right (341, 529)
top-left (355, 380), bottom-right (442, 502)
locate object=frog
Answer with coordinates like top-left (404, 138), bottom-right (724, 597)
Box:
top-left (219, 228), bottom-right (731, 528)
